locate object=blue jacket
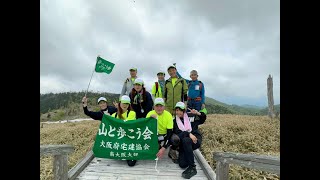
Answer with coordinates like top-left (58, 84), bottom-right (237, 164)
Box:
top-left (177, 71), bottom-right (205, 104)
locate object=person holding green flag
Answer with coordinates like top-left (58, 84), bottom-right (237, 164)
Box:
top-left (82, 96), bottom-right (117, 120)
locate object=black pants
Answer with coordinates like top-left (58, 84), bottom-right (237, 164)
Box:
top-left (158, 134), bottom-right (180, 149)
top-left (178, 135), bottom-right (202, 168)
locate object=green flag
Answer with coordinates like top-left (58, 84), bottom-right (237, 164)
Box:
top-left (92, 115), bottom-right (158, 160)
top-left (95, 56), bottom-right (115, 74)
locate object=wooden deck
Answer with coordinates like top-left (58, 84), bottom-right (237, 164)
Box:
top-left (41, 144), bottom-right (279, 180)
top-left (75, 149), bottom-right (215, 180)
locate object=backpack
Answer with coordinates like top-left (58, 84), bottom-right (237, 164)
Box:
top-left (155, 82), bottom-right (159, 94)
top-left (115, 110), bottom-right (131, 119)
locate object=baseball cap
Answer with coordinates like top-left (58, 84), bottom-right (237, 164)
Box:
top-left (157, 71), bottom-right (165, 76)
top-left (154, 98), bottom-right (165, 106)
top-left (134, 78), bottom-right (144, 85)
top-left (129, 67), bottom-right (137, 71)
top-left (97, 97), bottom-right (107, 103)
top-left (120, 95), bottom-right (131, 104)
top-left (175, 102), bottom-right (185, 110)
top-left (167, 65), bottom-right (176, 71)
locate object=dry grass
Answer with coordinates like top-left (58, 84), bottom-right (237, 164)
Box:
top-left (40, 114), bottom-right (280, 180)
top-left (200, 114), bottom-right (280, 180)
top-left (40, 121), bottom-right (100, 180)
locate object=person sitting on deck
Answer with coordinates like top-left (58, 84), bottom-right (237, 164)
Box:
top-left (172, 102), bottom-right (207, 179)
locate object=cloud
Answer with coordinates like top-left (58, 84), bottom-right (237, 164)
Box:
top-left (40, 0), bottom-right (280, 106)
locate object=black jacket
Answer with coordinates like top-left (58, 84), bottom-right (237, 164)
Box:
top-left (83, 106), bottom-right (117, 120)
top-left (173, 112), bottom-right (206, 140)
top-left (129, 91), bottom-right (154, 118)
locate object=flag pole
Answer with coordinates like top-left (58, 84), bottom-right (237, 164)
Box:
top-left (85, 55), bottom-right (99, 97)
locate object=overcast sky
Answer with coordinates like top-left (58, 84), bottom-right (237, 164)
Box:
top-left (40, 0), bottom-right (279, 107)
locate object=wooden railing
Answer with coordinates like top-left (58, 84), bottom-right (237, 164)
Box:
top-left (194, 149), bottom-right (216, 180)
top-left (40, 145), bottom-right (74, 180)
top-left (68, 150), bottom-right (94, 180)
top-left (213, 152), bottom-right (280, 180)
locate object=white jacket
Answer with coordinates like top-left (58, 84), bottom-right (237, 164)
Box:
top-left (120, 77), bottom-right (137, 98)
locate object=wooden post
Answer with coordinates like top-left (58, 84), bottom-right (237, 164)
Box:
top-left (267, 75), bottom-right (275, 118)
top-left (53, 154), bottom-right (69, 180)
top-left (216, 161), bottom-right (229, 180)
top-left (40, 145), bottom-right (74, 180)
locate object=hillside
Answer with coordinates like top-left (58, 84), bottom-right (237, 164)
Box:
top-left (205, 97), bottom-right (267, 115)
top-left (40, 92), bottom-right (279, 122)
top-left (259, 104), bottom-right (280, 115)
top-left (241, 104), bottom-right (264, 109)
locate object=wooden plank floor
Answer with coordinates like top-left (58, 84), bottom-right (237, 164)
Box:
top-left (76, 149), bottom-right (209, 180)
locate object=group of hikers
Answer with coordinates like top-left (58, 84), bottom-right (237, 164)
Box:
top-left (82, 64), bottom-right (207, 179)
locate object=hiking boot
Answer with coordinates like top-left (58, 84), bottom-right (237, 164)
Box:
top-left (168, 147), bottom-right (178, 164)
top-left (182, 165), bottom-right (197, 179)
top-left (127, 160), bottom-right (137, 166)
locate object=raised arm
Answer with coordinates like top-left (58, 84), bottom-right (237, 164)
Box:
top-left (82, 97), bottom-right (103, 120)
top-left (176, 69), bottom-right (190, 84)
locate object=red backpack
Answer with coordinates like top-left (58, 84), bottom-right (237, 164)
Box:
top-left (155, 82), bottom-right (159, 94)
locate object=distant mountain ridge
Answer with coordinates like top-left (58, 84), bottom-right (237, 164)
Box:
top-left (40, 91), bottom-right (280, 121)
top-left (240, 104), bottom-right (264, 109)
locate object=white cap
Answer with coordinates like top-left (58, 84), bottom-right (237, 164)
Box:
top-left (154, 98), bottom-right (165, 106)
top-left (97, 97), bottom-right (107, 103)
top-left (129, 67), bottom-right (137, 71)
top-left (120, 95), bottom-right (131, 104)
top-left (175, 102), bottom-right (185, 110)
top-left (167, 65), bottom-right (176, 71)
top-left (134, 78), bottom-right (144, 85)
top-left (157, 71), bottom-right (165, 76)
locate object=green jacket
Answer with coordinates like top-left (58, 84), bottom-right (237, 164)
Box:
top-left (164, 77), bottom-right (188, 114)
